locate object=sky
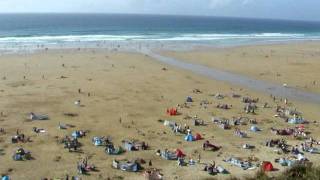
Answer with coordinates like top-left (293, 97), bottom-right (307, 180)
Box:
top-left (0, 0), bottom-right (319, 21)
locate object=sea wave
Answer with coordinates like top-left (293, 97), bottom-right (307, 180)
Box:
top-left (0, 33), bottom-right (318, 43)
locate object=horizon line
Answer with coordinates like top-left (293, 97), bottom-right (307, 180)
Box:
top-left (0, 12), bottom-right (319, 23)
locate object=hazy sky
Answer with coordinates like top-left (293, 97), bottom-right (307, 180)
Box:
top-left (0, 0), bottom-right (319, 21)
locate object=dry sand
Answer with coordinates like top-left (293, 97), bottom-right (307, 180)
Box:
top-left (0, 45), bottom-right (319, 180)
top-left (162, 42), bottom-right (320, 94)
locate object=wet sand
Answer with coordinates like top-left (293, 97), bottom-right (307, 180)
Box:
top-left (0, 46), bottom-right (319, 180)
top-left (162, 42), bottom-right (320, 94)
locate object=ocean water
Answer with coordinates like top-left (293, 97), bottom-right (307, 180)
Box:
top-left (0, 13), bottom-right (320, 52)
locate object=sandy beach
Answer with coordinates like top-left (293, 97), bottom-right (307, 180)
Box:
top-left (0, 43), bottom-right (320, 180)
top-left (162, 42), bottom-right (320, 94)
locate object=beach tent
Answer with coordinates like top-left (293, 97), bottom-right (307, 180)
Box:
top-left (262, 161), bottom-right (274, 171)
top-left (186, 96), bottom-right (193, 102)
top-left (194, 133), bottom-right (202, 140)
top-left (175, 149), bottom-right (186, 158)
top-left (185, 134), bottom-right (194, 141)
top-left (250, 126), bottom-right (260, 132)
top-left (167, 108), bottom-right (178, 116)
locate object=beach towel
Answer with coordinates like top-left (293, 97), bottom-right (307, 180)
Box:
top-left (30, 113), bottom-right (49, 120)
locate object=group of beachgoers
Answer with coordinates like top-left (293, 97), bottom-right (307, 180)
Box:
top-left (1, 86), bottom-right (319, 180)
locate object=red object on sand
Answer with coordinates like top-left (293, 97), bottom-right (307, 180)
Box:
top-left (262, 161), bottom-right (274, 171)
top-left (167, 108), bottom-right (177, 116)
top-left (175, 149), bottom-right (186, 158)
top-left (194, 133), bottom-right (202, 140)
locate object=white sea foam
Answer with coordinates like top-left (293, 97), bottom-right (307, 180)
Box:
top-left (0, 33), bottom-right (314, 43)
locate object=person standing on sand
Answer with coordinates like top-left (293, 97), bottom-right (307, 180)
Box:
top-left (284, 98), bottom-right (288, 105)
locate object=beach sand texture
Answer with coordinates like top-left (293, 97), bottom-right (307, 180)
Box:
top-left (0, 43), bottom-right (319, 179)
top-left (163, 42), bottom-right (320, 94)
